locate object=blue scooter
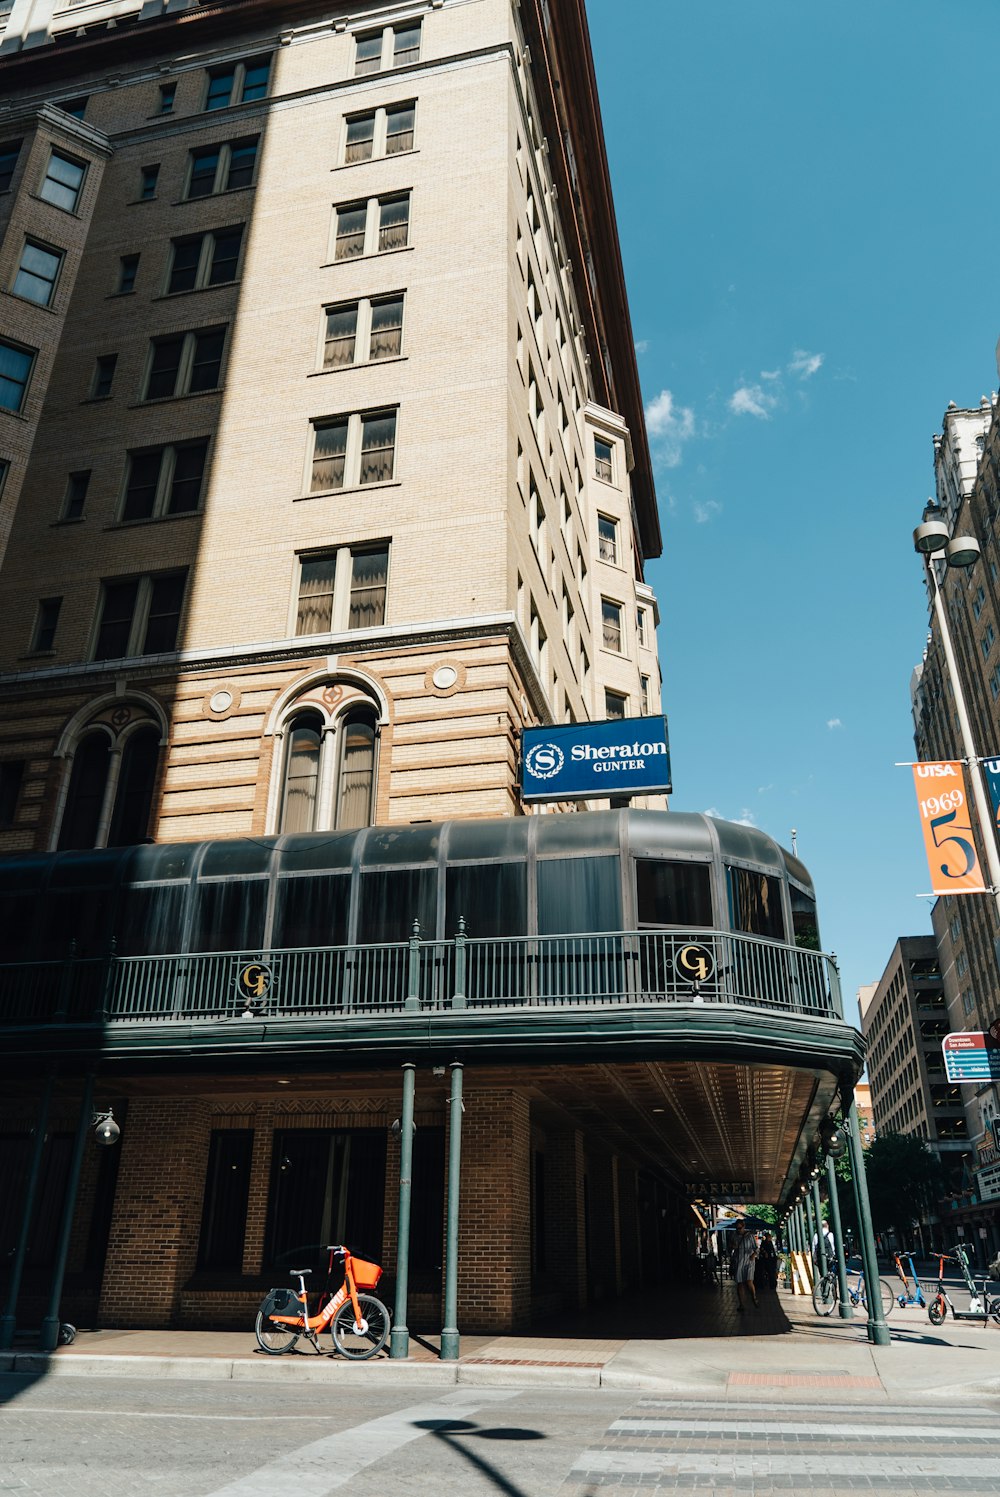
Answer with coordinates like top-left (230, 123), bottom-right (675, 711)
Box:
top-left (893, 1250), bottom-right (927, 1308)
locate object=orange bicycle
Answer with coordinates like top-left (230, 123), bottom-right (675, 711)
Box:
top-left (255, 1244), bottom-right (390, 1359)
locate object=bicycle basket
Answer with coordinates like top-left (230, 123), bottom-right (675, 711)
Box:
top-left (351, 1258), bottom-right (383, 1290)
top-left (260, 1287), bottom-right (295, 1318)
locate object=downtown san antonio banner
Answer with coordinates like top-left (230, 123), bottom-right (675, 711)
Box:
top-left (912, 761), bottom-right (986, 894)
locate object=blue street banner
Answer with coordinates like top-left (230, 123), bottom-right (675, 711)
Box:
top-left (983, 757), bottom-right (1000, 829)
top-left (942, 1032), bottom-right (1000, 1084)
top-left (521, 715), bottom-right (671, 802)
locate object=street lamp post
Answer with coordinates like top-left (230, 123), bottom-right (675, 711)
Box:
top-left (914, 506), bottom-right (1000, 902)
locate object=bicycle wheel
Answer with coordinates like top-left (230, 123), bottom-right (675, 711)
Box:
top-left (255, 1310), bottom-right (300, 1354)
top-left (878, 1279), bottom-right (895, 1317)
top-left (928, 1297), bottom-right (947, 1326)
top-left (812, 1273), bottom-right (837, 1316)
top-left (987, 1298), bottom-right (1000, 1327)
top-left (331, 1294), bottom-right (390, 1360)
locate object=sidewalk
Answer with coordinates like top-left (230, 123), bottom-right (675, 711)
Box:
top-left (3, 1286), bottom-right (999, 1401)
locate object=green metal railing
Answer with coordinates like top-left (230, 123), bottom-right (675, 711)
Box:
top-left (0, 927), bottom-right (843, 1029)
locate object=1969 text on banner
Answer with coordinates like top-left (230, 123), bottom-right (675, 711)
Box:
top-left (912, 761), bottom-right (986, 894)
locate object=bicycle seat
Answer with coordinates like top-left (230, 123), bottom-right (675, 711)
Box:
top-left (288, 1268), bottom-right (312, 1278)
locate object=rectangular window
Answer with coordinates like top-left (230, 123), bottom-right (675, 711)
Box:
top-left (324, 303), bottom-right (359, 367)
top-left (59, 97), bottom-right (88, 121)
top-left (205, 55), bottom-right (270, 110)
top-left (601, 597), bottom-right (623, 652)
top-left (595, 436), bottom-right (613, 483)
top-left (31, 597), bottom-right (61, 653)
top-left (973, 585), bottom-right (986, 620)
top-left (354, 31), bottom-right (383, 75)
top-left (310, 410), bottom-right (397, 492)
top-left (727, 865), bottom-right (785, 941)
top-left (40, 150), bottom-right (86, 213)
top-left (378, 193), bottom-right (409, 251)
top-left (385, 103), bottom-right (415, 155)
top-left (360, 410), bottom-right (396, 484)
top-left (991, 665), bottom-right (1000, 701)
top-left (0, 761), bottom-right (24, 829)
top-left (605, 688), bottom-right (627, 720)
top-left (982, 623), bottom-right (995, 659)
top-left (121, 440), bottom-right (209, 521)
top-left (640, 674), bottom-right (650, 714)
top-left (334, 201), bottom-right (367, 260)
top-left (139, 164), bottom-right (160, 201)
top-left (93, 571), bottom-right (186, 659)
top-left (167, 226), bottom-right (244, 293)
top-left (368, 295), bottom-right (403, 359)
top-left (636, 859), bottom-right (713, 927)
top-left (0, 140), bottom-right (22, 194)
top-left (13, 240), bottom-right (63, 307)
top-left (186, 137), bottom-right (258, 199)
top-left (92, 354), bottom-right (117, 399)
top-left (158, 82), bottom-right (176, 114)
top-left (63, 470), bottom-right (91, 520)
top-left (598, 514), bottom-right (618, 564)
top-left (349, 546), bottom-right (388, 629)
top-left (393, 22), bottom-right (421, 66)
top-left (118, 254), bottom-right (139, 294)
top-left (637, 608), bottom-right (648, 646)
top-left (196, 1130), bottom-right (253, 1272)
top-left (0, 339), bottom-right (35, 413)
top-left (345, 111), bottom-right (376, 163)
top-left (144, 327), bottom-right (226, 400)
top-left (296, 553), bottom-right (337, 634)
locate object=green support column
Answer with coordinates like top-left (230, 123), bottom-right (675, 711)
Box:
top-left (825, 1154), bottom-right (853, 1320)
top-left (804, 1187), bottom-right (818, 1274)
top-left (811, 1181), bottom-right (828, 1277)
top-left (845, 1096), bottom-right (890, 1345)
top-left (793, 1203), bottom-right (804, 1254)
top-left (0, 1072), bottom-right (55, 1349)
top-left (389, 1061), bottom-right (416, 1358)
top-left (439, 1061), bottom-right (464, 1361)
top-left (40, 1071), bottom-right (94, 1353)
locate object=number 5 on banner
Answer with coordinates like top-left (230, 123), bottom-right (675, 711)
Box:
top-left (912, 762), bottom-right (986, 894)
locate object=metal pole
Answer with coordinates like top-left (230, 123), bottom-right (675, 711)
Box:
top-left (39, 1071), bottom-right (94, 1353)
top-left (926, 556), bottom-right (1000, 905)
top-left (805, 1187), bottom-right (818, 1275)
top-left (0, 1072), bottom-right (55, 1349)
top-left (439, 1061), bottom-right (464, 1360)
top-left (825, 1154), bottom-right (853, 1319)
top-left (389, 1061), bottom-right (416, 1358)
top-left (812, 1180), bottom-right (828, 1276)
top-left (845, 1096), bottom-right (890, 1345)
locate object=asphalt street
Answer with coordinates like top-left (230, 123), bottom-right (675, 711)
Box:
top-left (2, 1373), bottom-right (1000, 1496)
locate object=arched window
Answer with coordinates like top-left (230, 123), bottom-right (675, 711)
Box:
top-left (58, 732), bottom-right (111, 850)
top-left (108, 727), bottom-right (161, 847)
top-left (55, 702), bottom-right (164, 851)
top-left (279, 712), bottom-right (324, 834)
top-left (277, 702), bottom-right (379, 834)
top-left (337, 709), bottom-right (376, 829)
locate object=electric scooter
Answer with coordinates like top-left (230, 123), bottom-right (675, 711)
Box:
top-left (928, 1244), bottom-right (1000, 1326)
top-left (893, 1250), bottom-right (926, 1308)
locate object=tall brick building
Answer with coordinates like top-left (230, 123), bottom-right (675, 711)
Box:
top-left (0, 0), bottom-right (863, 1342)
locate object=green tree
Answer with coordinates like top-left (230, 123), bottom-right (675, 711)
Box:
top-left (862, 1132), bottom-right (943, 1239)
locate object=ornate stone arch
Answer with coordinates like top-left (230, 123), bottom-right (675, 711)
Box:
top-left (265, 672), bottom-right (385, 835)
top-left (50, 693), bottom-right (168, 851)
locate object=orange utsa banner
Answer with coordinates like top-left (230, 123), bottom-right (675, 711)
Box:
top-left (912, 761), bottom-right (986, 894)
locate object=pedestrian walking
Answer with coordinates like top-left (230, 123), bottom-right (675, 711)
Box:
top-left (812, 1224), bottom-right (834, 1269)
top-left (730, 1219), bottom-right (758, 1310)
top-left (757, 1230), bottom-right (778, 1291)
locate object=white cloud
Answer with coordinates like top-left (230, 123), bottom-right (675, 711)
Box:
top-left (827, 717), bottom-right (843, 730)
top-left (729, 384), bottom-right (778, 419)
top-left (789, 349), bottom-right (823, 379)
top-left (644, 388), bottom-right (695, 467)
top-left (736, 809), bottom-right (757, 827)
top-left (634, 339), bottom-right (649, 354)
top-left (760, 369), bottom-right (781, 381)
top-left (693, 499), bottom-right (722, 524)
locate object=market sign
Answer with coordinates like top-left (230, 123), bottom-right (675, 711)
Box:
top-left (521, 715), bottom-right (671, 802)
top-left (686, 1179), bottom-right (755, 1203)
top-left (976, 1159), bottom-right (1000, 1203)
top-left (942, 1032), bottom-right (1000, 1084)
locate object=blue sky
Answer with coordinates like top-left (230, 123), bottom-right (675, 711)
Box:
top-left (588, 0), bottom-right (1000, 1020)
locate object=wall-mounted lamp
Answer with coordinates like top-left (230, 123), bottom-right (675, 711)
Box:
top-left (93, 1108), bottom-right (120, 1147)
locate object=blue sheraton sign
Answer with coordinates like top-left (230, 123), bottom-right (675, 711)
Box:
top-left (521, 716), bottom-right (672, 803)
